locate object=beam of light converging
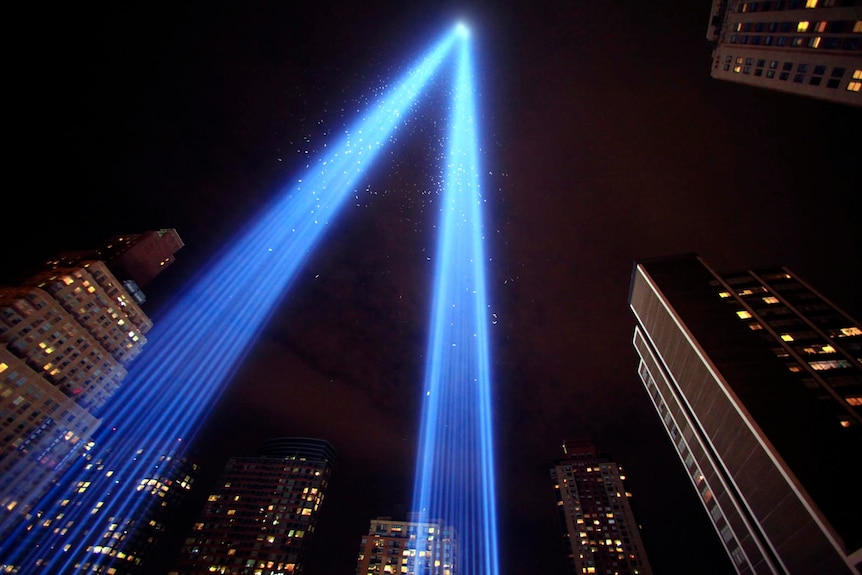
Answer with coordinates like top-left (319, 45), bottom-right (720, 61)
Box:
top-left (0, 27), bottom-right (465, 573)
top-left (412, 30), bottom-right (500, 575)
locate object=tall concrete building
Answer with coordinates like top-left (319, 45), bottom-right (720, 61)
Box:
top-left (629, 254), bottom-right (862, 574)
top-left (0, 231), bottom-right (182, 543)
top-left (550, 440), bottom-right (653, 575)
top-left (355, 514), bottom-right (457, 575)
top-left (706, 0), bottom-right (862, 106)
top-left (176, 437), bottom-right (336, 575)
top-left (0, 261), bottom-right (151, 531)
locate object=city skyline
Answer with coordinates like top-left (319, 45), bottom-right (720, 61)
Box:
top-left (4, 1), bottom-right (860, 573)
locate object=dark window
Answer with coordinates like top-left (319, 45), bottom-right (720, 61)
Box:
top-left (746, 57), bottom-right (754, 65)
top-left (726, 55), bottom-right (733, 63)
top-left (798, 63), bottom-right (808, 73)
top-left (744, 66), bottom-right (751, 74)
top-left (783, 62), bottom-right (793, 71)
top-left (755, 68), bottom-right (764, 76)
top-left (765, 35), bottom-right (774, 45)
top-left (767, 69), bottom-right (776, 78)
top-left (780, 72), bottom-right (790, 80)
top-left (832, 67), bottom-right (846, 78)
top-left (814, 65), bottom-right (826, 75)
top-left (826, 78), bottom-right (840, 88)
top-left (757, 59), bottom-right (766, 67)
top-left (769, 60), bottom-right (778, 69)
top-left (724, 63), bottom-right (731, 71)
top-left (810, 76), bottom-right (822, 86)
top-left (843, 38), bottom-right (859, 51)
top-left (793, 74), bottom-right (804, 83)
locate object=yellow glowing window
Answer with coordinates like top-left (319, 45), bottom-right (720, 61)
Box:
top-left (762, 296), bottom-right (779, 304)
top-left (733, 65), bottom-right (742, 73)
top-left (781, 334), bottom-right (794, 342)
top-left (805, 0), bottom-right (817, 6)
top-left (718, 291), bottom-right (731, 298)
top-left (226, 509), bottom-right (236, 515)
top-left (0, 362), bottom-right (7, 373)
top-left (855, 22), bottom-right (862, 33)
top-left (848, 81), bottom-right (862, 92)
top-left (737, 310), bottom-right (752, 319)
top-left (840, 327), bottom-right (862, 337)
top-left (839, 420), bottom-right (851, 428)
top-left (798, 21), bottom-right (810, 32)
top-left (847, 397), bottom-right (862, 406)
top-left (811, 36), bottom-right (822, 48)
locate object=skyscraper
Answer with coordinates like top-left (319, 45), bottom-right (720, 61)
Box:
top-left (550, 440), bottom-right (653, 575)
top-left (629, 254), bottom-right (862, 574)
top-left (0, 260), bottom-right (151, 530)
top-left (706, 0), bottom-right (862, 106)
top-left (175, 437), bottom-right (336, 575)
top-left (355, 514), bottom-right (457, 575)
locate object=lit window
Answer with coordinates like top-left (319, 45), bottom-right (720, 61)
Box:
top-left (839, 327), bottom-right (862, 337)
top-left (847, 397), bottom-right (862, 406)
top-left (839, 420), bottom-right (851, 428)
top-left (855, 22), bottom-right (862, 33)
top-left (718, 291), bottom-right (731, 298)
top-left (763, 296), bottom-right (779, 304)
top-left (734, 66), bottom-right (742, 73)
top-left (737, 311), bottom-right (752, 319)
top-left (798, 21), bottom-right (810, 32)
top-left (849, 81), bottom-right (862, 92)
top-left (781, 334), bottom-right (794, 342)
top-left (805, 0), bottom-right (817, 6)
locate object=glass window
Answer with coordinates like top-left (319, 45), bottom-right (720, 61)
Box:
top-left (780, 72), bottom-right (790, 81)
top-left (854, 69), bottom-right (862, 80)
top-left (832, 67), bottom-right (846, 78)
top-left (783, 62), bottom-right (794, 71)
top-left (757, 59), bottom-right (766, 67)
top-left (794, 74), bottom-right (804, 83)
top-left (767, 69), bottom-right (776, 78)
top-left (798, 63), bottom-right (809, 73)
top-left (826, 78), bottom-right (840, 88)
top-left (769, 60), bottom-right (778, 69)
top-left (848, 81), bottom-right (862, 92)
top-left (814, 65), bottom-right (826, 75)
top-left (755, 68), bottom-right (764, 76)
top-left (810, 76), bottom-right (821, 85)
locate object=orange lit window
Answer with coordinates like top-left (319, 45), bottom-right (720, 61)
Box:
top-left (848, 82), bottom-right (862, 92)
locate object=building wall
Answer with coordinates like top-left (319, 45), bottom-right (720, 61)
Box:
top-left (550, 442), bottom-right (653, 575)
top-left (707, 0), bottom-right (862, 106)
top-left (355, 517), bottom-right (457, 575)
top-left (629, 255), bottom-right (861, 574)
top-left (177, 439), bottom-right (335, 575)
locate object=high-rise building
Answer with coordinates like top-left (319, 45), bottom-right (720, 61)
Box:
top-left (355, 514), bottom-right (457, 575)
top-left (706, 0), bottom-right (862, 106)
top-left (550, 440), bottom-right (653, 575)
top-left (48, 228), bottom-right (185, 303)
top-left (629, 254), bottom-right (862, 574)
top-left (0, 261), bottom-right (151, 529)
top-left (0, 232), bottom-right (182, 544)
top-left (12, 445), bottom-right (198, 574)
top-left (175, 437), bottom-right (336, 575)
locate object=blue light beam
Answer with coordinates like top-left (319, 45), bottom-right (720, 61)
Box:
top-left (0, 27), bottom-right (461, 573)
top-left (412, 32), bottom-right (500, 575)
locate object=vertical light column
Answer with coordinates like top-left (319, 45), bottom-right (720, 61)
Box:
top-left (412, 26), bottom-right (500, 575)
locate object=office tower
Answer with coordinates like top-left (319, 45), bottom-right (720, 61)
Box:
top-left (0, 260), bottom-right (151, 529)
top-left (355, 514), bottom-right (457, 575)
top-left (16, 447), bottom-right (198, 574)
top-left (176, 437), bottom-right (336, 575)
top-left (550, 440), bottom-right (653, 575)
top-left (706, 0), bottom-right (862, 106)
top-left (629, 254), bottom-right (862, 574)
top-left (48, 228), bottom-right (185, 303)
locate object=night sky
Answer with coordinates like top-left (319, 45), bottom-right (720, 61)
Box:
top-left (5, 1), bottom-right (861, 574)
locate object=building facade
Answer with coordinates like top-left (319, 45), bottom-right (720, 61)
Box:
top-left (550, 440), bottom-right (653, 575)
top-left (0, 261), bottom-right (151, 531)
top-left (629, 254), bottom-right (862, 574)
top-left (355, 515), bottom-right (457, 575)
top-left (176, 437), bottom-right (336, 575)
top-left (706, 0), bottom-right (862, 106)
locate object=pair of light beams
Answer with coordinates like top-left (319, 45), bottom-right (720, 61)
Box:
top-left (0, 22), bottom-right (499, 574)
